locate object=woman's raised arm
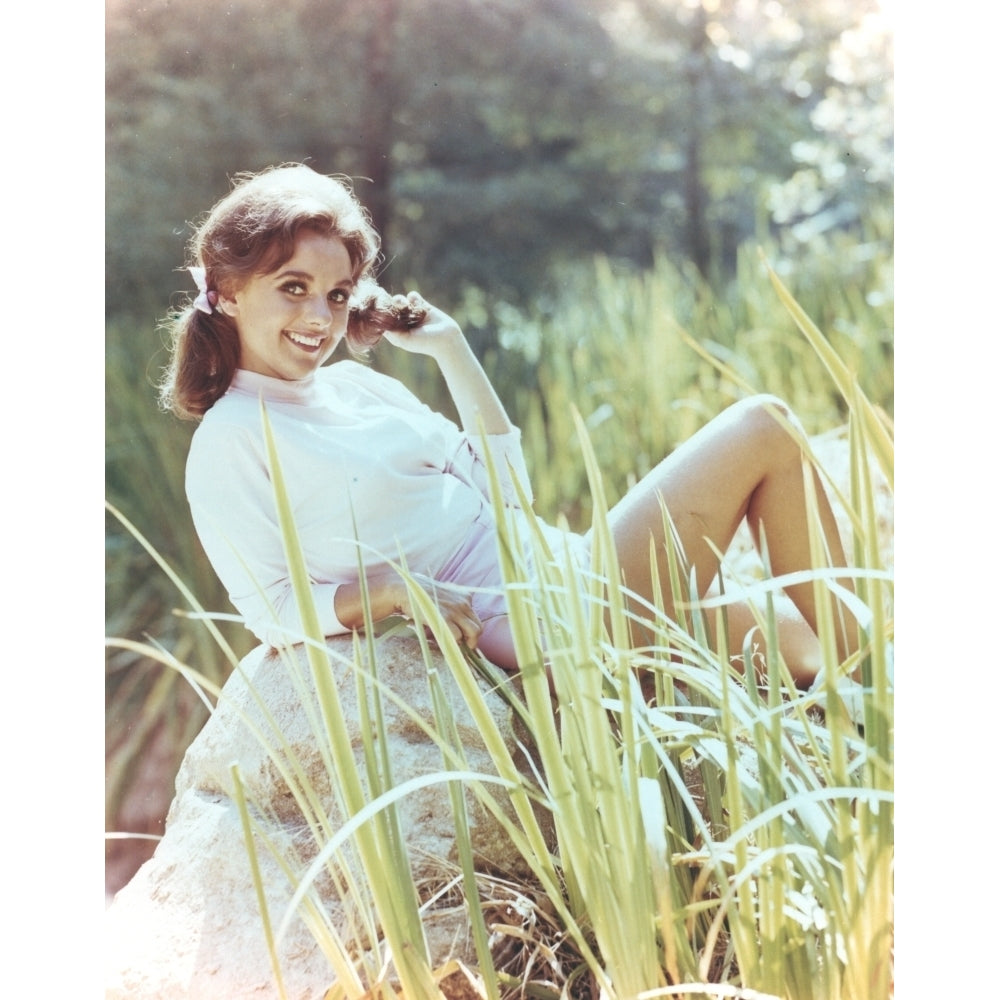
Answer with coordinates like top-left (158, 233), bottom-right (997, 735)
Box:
top-left (381, 296), bottom-right (514, 437)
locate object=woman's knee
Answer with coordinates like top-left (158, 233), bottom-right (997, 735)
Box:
top-left (733, 393), bottom-right (798, 426)
top-left (732, 394), bottom-right (806, 459)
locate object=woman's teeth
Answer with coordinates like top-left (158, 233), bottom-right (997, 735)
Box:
top-left (287, 331), bottom-right (324, 348)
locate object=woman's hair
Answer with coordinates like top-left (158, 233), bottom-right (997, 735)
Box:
top-left (158, 163), bottom-right (423, 419)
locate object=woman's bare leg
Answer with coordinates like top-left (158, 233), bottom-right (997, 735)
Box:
top-left (704, 585), bottom-right (824, 687)
top-left (605, 394), bottom-right (858, 685)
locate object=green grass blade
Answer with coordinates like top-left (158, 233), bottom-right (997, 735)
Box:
top-left (764, 257), bottom-right (893, 489)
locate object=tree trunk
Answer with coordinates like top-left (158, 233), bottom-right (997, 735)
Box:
top-left (683, 3), bottom-right (711, 279)
top-left (361, 0), bottom-right (399, 255)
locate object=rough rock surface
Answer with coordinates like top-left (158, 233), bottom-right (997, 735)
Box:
top-left (106, 633), bottom-right (542, 1000)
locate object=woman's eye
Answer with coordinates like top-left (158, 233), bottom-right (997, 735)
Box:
top-left (281, 282), bottom-right (306, 296)
top-left (329, 289), bottom-right (350, 305)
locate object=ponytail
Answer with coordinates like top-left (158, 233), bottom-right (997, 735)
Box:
top-left (158, 304), bottom-right (241, 419)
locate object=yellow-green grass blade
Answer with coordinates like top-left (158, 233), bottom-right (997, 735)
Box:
top-left (106, 500), bottom-right (243, 670)
top-left (232, 764), bottom-right (290, 1000)
top-left (764, 257), bottom-right (893, 490)
top-left (260, 401), bottom-right (441, 998)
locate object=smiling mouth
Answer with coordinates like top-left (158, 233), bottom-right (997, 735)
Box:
top-left (286, 330), bottom-right (325, 349)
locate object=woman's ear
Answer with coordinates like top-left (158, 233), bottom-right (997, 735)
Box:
top-left (216, 294), bottom-right (239, 319)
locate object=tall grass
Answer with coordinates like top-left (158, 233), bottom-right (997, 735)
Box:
top-left (107, 241), bottom-right (892, 995)
top-left (203, 286), bottom-right (891, 997)
top-left (447, 232), bottom-right (893, 530)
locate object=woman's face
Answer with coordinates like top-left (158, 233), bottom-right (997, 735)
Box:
top-left (220, 231), bottom-right (354, 380)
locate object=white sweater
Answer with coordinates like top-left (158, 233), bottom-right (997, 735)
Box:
top-left (186, 362), bottom-right (550, 646)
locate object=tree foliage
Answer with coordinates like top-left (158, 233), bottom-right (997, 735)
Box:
top-left (106, 0), bottom-right (892, 316)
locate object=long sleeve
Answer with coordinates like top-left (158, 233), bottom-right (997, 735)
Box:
top-left (186, 419), bottom-right (350, 647)
top-left (352, 363), bottom-right (533, 508)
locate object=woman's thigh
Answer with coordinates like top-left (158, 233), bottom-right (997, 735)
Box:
top-left (606, 395), bottom-right (796, 611)
top-left (476, 614), bottom-right (519, 671)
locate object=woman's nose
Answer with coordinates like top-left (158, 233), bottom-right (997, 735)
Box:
top-left (305, 295), bottom-right (332, 328)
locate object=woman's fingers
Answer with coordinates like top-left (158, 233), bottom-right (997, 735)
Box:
top-left (427, 587), bottom-right (482, 650)
top-left (444, 599), bottom-right (483, 650)
top-left (400, 578), bottom-right (483, 650)
top-left (389, 291), bottom-right (428, 330)
top-left (381, 297), bottom-right (463, 357)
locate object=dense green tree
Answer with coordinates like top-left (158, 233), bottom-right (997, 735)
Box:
top-left (595, 0), bottom-right (889, 276)
top-left (106, 0), bottom-right (892, 315)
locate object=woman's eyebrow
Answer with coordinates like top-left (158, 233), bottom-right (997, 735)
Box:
top-left (275, 268), bottom-right (353, 287)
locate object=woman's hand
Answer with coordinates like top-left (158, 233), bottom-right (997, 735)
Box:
top-left (380, 292), bottom-right (466, 361)
top-left (382, 291), bottom-right (516, 439)
top-left (335, 573), bottom-right (483, 651)
top-left (399, 577), bottom-right (484, 652)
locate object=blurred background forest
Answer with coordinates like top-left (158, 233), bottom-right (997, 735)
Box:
top-left (106, 0), bottom-right (893, 893)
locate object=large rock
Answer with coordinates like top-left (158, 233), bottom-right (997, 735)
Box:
top-left (106, 632), bottom-right (543, 1000)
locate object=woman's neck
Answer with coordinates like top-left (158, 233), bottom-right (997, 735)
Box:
top-left (229, 368), bottom-right (319, 404)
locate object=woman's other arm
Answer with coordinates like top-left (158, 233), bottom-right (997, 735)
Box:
top-left (333, 573), bottom-right (484, 650)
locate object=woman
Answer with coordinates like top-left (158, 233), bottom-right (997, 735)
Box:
top-left (160, 163), bottom-right (859, 685)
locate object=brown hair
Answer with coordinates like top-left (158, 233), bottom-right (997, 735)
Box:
top-left (158, 164), bottom-right (423, 419)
